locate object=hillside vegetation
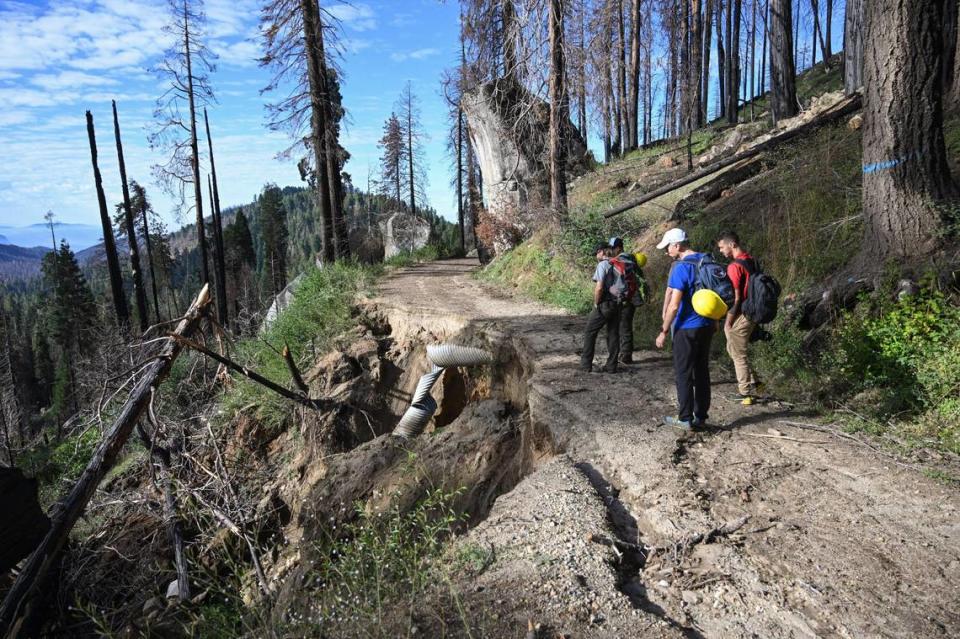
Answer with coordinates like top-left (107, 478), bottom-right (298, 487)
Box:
top-left (480, 62), bottom-right (960, 461)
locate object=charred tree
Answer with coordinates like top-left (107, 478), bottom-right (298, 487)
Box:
top-left (203, 108), bottom-right (229, 328)
top-left (86, 111), bottom-right (129, 329)
top-left (112, 102), bottom-right (148, 333)
top-left (549, 0), bottom-right (568, 213)
top-left (769, 0), bottom-right (798, 122)
top-left (843, 0), bottom-right (864, 94)
top-left (726, 0), bottom-right (742, 122)
top-left (717, 0), bottom-right (726, 117)
top-left (150, 0), bottom-right (215, 288)
top-left (702, 0), bottom-right (714, 123)
top-left (627, 0), bottom-right (641, 150)
top-left (862, 0), bottom-right (957, 257)
top-left (301, 0), bottom-right (335, 263)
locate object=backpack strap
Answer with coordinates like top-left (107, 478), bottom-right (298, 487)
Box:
top-left (734, 257), bottom-right (758, 275)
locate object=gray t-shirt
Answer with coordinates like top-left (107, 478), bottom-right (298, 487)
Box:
top-left (592, 259), bottom-right (614, 302)
top-left (592, 259), bottom-right (612, 283)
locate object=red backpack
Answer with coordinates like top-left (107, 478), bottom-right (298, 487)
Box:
top-left (607, 256), bottom-right (639, 303)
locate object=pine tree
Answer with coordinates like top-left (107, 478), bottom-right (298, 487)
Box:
top-left (378, 114), bottom-right (405, 207)
top-left (259, 185), bottom-right (289, 298)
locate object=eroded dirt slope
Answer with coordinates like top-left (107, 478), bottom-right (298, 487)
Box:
top-left (371, 258), bottom-right (960, 638)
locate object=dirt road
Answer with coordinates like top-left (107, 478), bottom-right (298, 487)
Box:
top-left (371, 258), bottom-right (960, 638)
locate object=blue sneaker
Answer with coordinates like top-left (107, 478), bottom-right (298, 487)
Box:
top-left (663, 415), bottom-right (692, 431)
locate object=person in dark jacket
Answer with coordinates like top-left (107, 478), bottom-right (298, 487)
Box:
top-left (580, 242), bottom-right (621, 373)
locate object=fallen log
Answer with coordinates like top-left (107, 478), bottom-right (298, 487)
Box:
top-left (602, 93), bottom-right (863, 219)
top-left (0, 285), bottom-right (211, 638)
top-left (0, 468), bottom-right (50, 576)
top-left (672, 156), bottom-right (764, 220)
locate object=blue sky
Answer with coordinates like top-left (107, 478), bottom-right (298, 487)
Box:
top-left (0, 0), bottom-right (464, 232)
top-left (0, 0), bottom-right (842, 239)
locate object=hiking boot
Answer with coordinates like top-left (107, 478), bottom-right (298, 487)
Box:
top-left (603, 365), bottom-right (618, 373)
top-left (728, 392), bottom-right (755, 406)
top-left (619, 356), bottom-right (634, 365)
top-left (692, 416), bottom-right (708, 429)
top-left (663, 416), bottom-right (692, 431)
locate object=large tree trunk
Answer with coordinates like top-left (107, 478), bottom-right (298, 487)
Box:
top-left (627, 0), bottom-right (641, 150)
top-left (717, 0), bottom-right (726, 117)
top-left (760, 0), bottom-right (769, 94)
top-left (457, 107), bottom-right (465, 252)
top-left (315, 4), bottom-right (349, 261)
top-left (112, 102), bottom-right (148, 333)
top-left (86, 111), bottom-right (129, 329)
top-left (203, 108), bottom-right (229, 329)
top-left (943, 0), bottom-right (959, 106)
top-left (862, 0), bottom-right (956, 257)
top-left (183, 6), bottom-right (209, 287)
top-left (702, 0), bottom-right (714, 124)
top-left (691, 0), bottom-right (704, 128)
top-left (617, 0), bottom-right (629, 154)
top-left (301, 0), bottom-right (335, 264)
top-left (502, 0), bottom-right (518, 80)
top-left (825, 0), bottom-right (833, 60)
top-left (726, 0), bottom-right (742, 123)
top-left (407, 93), bottom-right (416, 215)
top-left (769, 0), bottom-right (798, 122)
top-left (549, 0), bottom-right (568, 213)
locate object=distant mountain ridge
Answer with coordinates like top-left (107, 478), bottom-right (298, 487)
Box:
top-left (0, 223), bottom-right (102, 252)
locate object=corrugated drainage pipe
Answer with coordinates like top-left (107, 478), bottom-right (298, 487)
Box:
top-left (392, 344), bottom-right (493, 439)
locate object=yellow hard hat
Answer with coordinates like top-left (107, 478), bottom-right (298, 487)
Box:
top-left (633, 252), bottom-right (648, 268)
top-left (692, 289), bottom-right (728, 320)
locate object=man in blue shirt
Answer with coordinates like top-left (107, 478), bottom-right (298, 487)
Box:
top-left (654, 228), bottom-right (714, 429)
top-left (580, 242), bottom-right (621, 373)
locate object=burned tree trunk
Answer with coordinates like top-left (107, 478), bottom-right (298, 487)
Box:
top-left (203, 108), bottom-right (229, 330)
top-left (112, 101), bottom-right (148, 333)
top-left (627, 0), bottom-right (641, 150)
top-left (843, 0), bottom-right (864, 94)
top-left (0, 286), bottom-right (211, 636)
top-left (726, 0), bottom-right (742, 123)
top-left (769, 0), bottom-right (798, 122)
top-left (862, 0), bottom-right (956, 257)
top-left (549, 0), bottom-right (568, 213)
top-left (301, 0), bottom-right (335, 264)
top-left (86, 111), bottom-right (129, 330)
top-left (702, 0), bottom-right (714, 124)
top-left (315, 4), bottom-right (350, 261)
top-left (717, 0), bottom-right (726, 117)
top-left (183, 8), bottom-right (210, 288)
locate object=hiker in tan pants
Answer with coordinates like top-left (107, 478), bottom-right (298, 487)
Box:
top-left (717, 231), bottom-right (761, 404)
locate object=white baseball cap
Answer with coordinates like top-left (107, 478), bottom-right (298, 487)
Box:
top-left (656, 227), bottom-right (688, 249)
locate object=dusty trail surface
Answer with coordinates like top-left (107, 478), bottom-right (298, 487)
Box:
top-left (371, 258), bottom-right (960, 638)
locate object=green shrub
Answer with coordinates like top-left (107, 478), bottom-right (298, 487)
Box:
top-left (221, 261), bottom-right (380, 431)
top-left (290, 487), bottom-right (467, 635)
top-left (479, 241), bottom-right (594, 314)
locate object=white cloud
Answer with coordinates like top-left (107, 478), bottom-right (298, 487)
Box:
top-left (31, 71), bottom-right (118, 91)
top-left (390, 48), bottom-right (440, 62)
top-left (327, 3), bottom-right (377, 32)
top-left (211, 38), bottom-right (261, 67)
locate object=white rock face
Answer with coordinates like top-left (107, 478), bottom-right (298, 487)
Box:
top-left (379, 212), bottom-right (431, 258)
top-left (462, 79), bottom-right (589, 255)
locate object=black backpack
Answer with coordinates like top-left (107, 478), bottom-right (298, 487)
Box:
top-left (736, 258), bottom-right (781, 324)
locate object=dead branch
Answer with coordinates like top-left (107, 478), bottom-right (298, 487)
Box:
top-left (0, 285), bottom-right (211, 637)
top-left (169, 334), bottom-right (328, 410)
top-left (282, 344), bottom-right (309, 393)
